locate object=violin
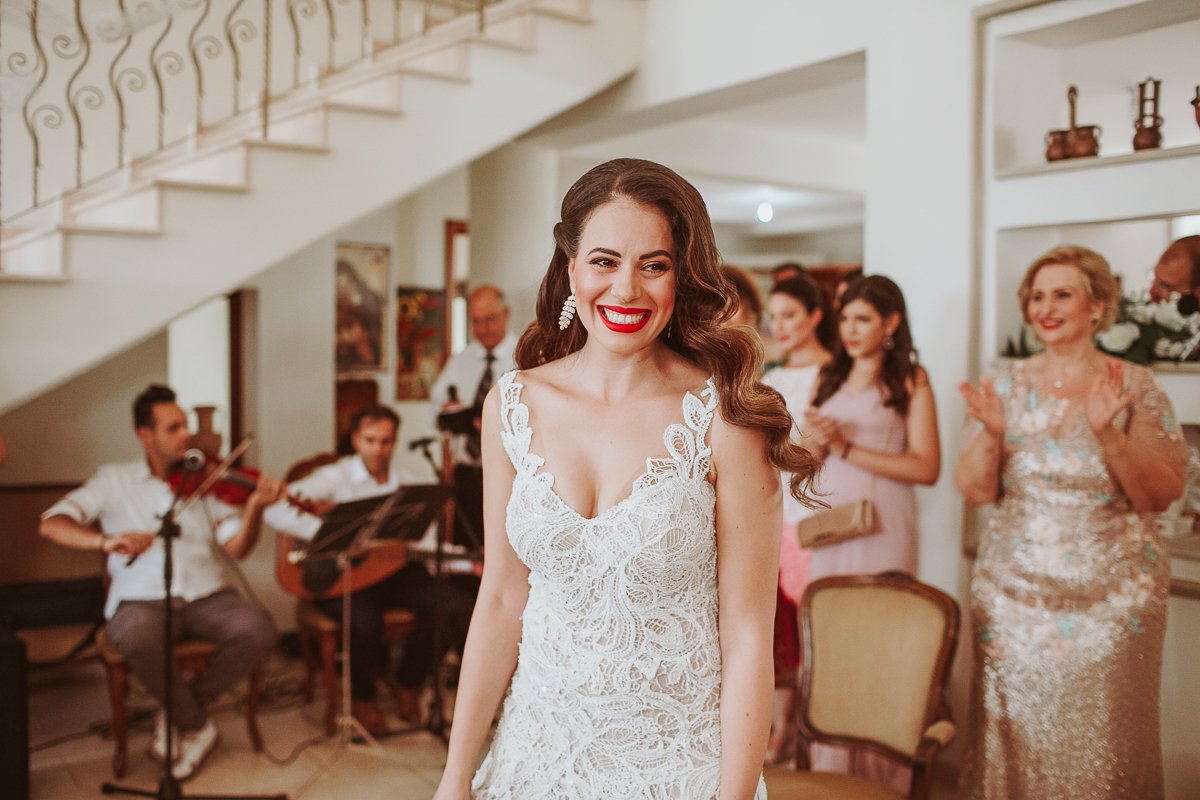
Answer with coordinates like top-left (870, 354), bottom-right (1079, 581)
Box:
top-left (169, 447), bottom-right (326, 516)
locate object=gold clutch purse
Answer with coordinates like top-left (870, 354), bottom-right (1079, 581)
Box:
top-left (795, 499), bottom-right (876, 549)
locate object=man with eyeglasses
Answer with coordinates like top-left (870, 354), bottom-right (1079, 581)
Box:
top-left (1149, 235), bottom-right (1200, 314)
top-left (430, 285), bottom-right (516, 550)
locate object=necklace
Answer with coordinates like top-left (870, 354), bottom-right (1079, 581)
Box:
top-left (1049, 360), bottom-right (1097, 390)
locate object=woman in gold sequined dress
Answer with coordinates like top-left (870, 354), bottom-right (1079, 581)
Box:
top-left (955, 246), bottom-right (1187, 800)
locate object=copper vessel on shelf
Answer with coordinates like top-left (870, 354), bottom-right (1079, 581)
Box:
top-left (1045, 129), bottom-right (1070, 161)
top-left (1133, 77), bottom-right (1163, 151)
top-left (1065, 86), bottom-right (1101, 158)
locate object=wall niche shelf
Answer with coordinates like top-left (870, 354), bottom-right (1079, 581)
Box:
top-left (996, 142), bottom-right (1200, 179)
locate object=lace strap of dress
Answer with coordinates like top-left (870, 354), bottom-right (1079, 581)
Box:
top-left (664, 378), bottom-right (719, 481)
top-left (497, 371), bottom-right (542, 475)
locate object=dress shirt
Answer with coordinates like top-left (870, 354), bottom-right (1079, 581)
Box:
top-left (43, 461), bottom-right (242, 618)
top-left (429, 332), bottom-right (517, 466)
top-left (264, 455), bottom-right (415, 541)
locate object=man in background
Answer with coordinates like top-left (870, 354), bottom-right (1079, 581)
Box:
top-left (39, 384), bottom-right (282, 781)
top-left (265, 406), bottom-right (473, 734)
top-left (429, 285), bottom-right (517, 549)
top-left (1150, 235), bottom-right (1200, 312)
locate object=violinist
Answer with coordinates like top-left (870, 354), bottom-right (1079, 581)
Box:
top-left (38, 384), bottom-right (283, 781)
top-left (264, 405), bottom-right (475, 735)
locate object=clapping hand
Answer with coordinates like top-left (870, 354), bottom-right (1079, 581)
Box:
top-left (958, 377), bottom-right (1005, 439)
top-left (1086, 360), bottom-right (1132, 436)
top-left (804, 409), bottom-right (846, 458)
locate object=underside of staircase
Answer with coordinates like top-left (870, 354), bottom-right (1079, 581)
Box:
top-left (0, 0), bottom-right (644, 414)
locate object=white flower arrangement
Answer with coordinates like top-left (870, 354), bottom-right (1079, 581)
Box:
top-left (1097, 294), bottom-right (1200, 364)
top-left (1005, 293), bottom-right (1200, 363)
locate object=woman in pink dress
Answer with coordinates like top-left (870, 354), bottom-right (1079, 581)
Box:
top-left (803, 275), bottom-right (941, 791)
top-left (760, 275), bottom-right (835, 764)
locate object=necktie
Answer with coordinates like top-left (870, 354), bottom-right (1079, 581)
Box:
top-left (474, 351), bottom-right (496, 407)
top-left (465, 351), bottom-right (496, 461)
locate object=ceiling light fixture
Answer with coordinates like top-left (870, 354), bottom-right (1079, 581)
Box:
top-left (756, 202), bottom-right (774, 223)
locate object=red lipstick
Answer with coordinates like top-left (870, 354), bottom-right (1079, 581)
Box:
top-left (598, 305), bottom-right (651, 333)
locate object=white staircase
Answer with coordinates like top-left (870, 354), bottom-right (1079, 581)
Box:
top-left (0, 0), bottom-right (644, 414)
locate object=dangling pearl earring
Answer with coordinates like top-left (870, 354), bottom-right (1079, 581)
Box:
top-left (558, 293), bottom-right (577, 331)
top-left (882, 334), bottom-right (895, 351)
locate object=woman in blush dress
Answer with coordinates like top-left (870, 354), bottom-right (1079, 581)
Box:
top-left (802, 274), bottom-right (941, 791)
top-left (956, 246), bottom-right (1186, 800)
top-left (759, 275), bottom-right (836, 765)
top-left (432, 158), bottom-right (821, 800)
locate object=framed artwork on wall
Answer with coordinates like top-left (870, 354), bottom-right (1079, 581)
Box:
top-left (335, 242), bottom-right (389, 373)
top-left (395, 286), bottom-right (446, 401)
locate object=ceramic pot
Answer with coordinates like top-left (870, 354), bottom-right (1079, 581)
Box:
top-left (1067, 124), bottom-right (1101, 158)
top-left (1045, 129), bottom-right (1070, 161)
top-left (1133, 116), bottom-right (1163, 151)
top-left (190, 405), bottom-right (222, 459)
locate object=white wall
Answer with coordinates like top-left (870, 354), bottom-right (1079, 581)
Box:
top-left (243, 168), bottom-right (468, 627)
top-left (0, 333), bottom-right (168, 483)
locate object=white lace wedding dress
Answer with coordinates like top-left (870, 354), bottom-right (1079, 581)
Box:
top-left (471, 371), bottom-right (767, 799)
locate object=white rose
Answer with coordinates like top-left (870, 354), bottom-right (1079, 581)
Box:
top-left (1098, 321), bottom-right (1139, 352)
top-left (1153, 302), bottom-right (1187, 332)
top-left (1154, 337), bottom-right (1174, 358)
top-left (1129, 303), bottom-right (1156, 324)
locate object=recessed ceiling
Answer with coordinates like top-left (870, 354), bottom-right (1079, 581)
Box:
top-left (559, 74), bottom-right (867, 237)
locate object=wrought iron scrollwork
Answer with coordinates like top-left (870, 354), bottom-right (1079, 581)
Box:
top-left (1, 0), bottom-right (507, 226)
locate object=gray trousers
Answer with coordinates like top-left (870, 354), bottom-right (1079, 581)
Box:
top-left (106, 588), bottom-right (276, 731)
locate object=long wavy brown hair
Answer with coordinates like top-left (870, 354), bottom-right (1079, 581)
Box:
top-left (813, 274), bottom-right (920, 415)
top-left (514, 158), bottom-right (820, 507)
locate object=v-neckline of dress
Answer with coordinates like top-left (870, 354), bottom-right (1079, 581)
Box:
top-left (511, 378), bottom-right (715, 523)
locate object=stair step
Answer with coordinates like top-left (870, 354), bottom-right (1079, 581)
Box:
top-left (67, 185), bottom-right (161, 232)
top-left (0, 228), bottom-right (65, 278)
top-left (398, 42), bottom-right (471, 83)
top-left (257, 107), bottom-right (329, 147)
top-left (324, 73), bottom-right (406, 116)
top-left (244, 139), bottom-right (332, 156)
top-left (530, 0), bottom-right (594, 25)
top-left (58, 224), bottom-right (162, 237)
top-left (155, 145), bottom-right (249, 188)
top-left (472, 13), bottom-right (536, 52)
top-left (155, 179), bottom-right (250, 195)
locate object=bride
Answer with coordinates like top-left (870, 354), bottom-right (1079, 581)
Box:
top-left (433, 158), bottom-right (819, 800)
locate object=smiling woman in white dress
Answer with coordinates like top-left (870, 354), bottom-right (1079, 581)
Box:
top-left (432, 158), bottom-right (821, 800)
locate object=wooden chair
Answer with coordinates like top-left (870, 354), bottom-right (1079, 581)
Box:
top-left (278, 452), bottom-right (418, 735)
top-left (95, 627), bottom-right (263, 778)
top-left (294, 599), bottom-right (416, 734)
top-left (765, 570), bottom-right (960, 800)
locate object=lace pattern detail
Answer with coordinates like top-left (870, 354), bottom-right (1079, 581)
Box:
top-left (474, 371), bottom-right (765, 799)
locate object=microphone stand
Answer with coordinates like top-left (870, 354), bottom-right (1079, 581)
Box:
top-left (102, 464), bottom-right (286, 800)
top-left (401, 439), bottom-right (474, 743)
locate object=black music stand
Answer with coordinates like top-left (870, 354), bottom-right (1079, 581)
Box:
top-left (296, 485), bottom-right (451, 748)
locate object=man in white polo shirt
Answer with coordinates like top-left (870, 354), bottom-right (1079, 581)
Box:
top-left (39, 384), bottom-right (284, 781)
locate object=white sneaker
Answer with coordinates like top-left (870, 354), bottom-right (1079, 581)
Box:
top-left (171, 719), bottom-right (219, 781)
top-left (147, 710), bottom-right (177, 764)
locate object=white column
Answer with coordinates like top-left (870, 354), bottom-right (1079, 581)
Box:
top-left (468, 142), bottom-right (561, 332)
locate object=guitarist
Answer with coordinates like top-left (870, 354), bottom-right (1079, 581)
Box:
top-left (264, 406), bottom-right (473, 734)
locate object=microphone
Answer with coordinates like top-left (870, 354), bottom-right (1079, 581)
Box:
top-left (174, 448), bottom-right (206, 472)
top-left (409, 437), bottom-right (438, 451)
top-left (446, 385), bottom-right (459, 405)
